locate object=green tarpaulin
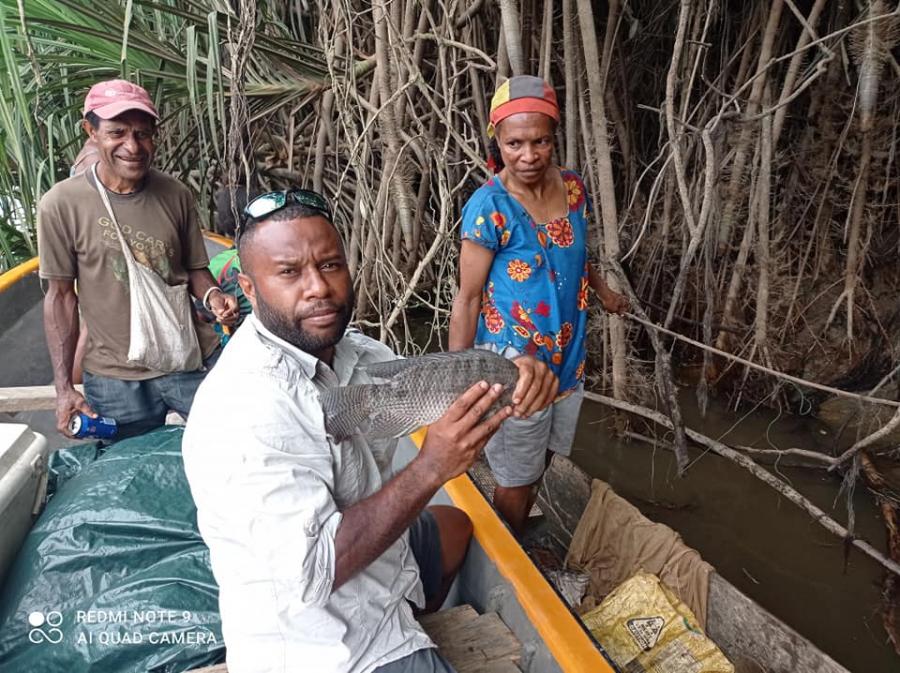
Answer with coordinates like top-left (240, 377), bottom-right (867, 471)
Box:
top-left (0, 427), bottom-right (224, 672)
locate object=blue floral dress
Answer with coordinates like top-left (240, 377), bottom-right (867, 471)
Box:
top-left (460, 169), bottom-right (592, 394)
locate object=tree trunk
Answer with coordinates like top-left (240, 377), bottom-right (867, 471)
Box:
top-left (754, 87), bottom-right (773, 363)
top-left (539, 0), bottom-right (553, 82)
top-left (576, 0), bottom-right (627, 399)
top-left (373, 0), bottom-right (416, 259)
top-left (716, 0), bottom-right (784, 250)
top-left (562, 0), bottom-right (579, 169)
top-left (772, 0), bottom-right (829, 146)
top-left (497, 0), bottom-right (525, 76)
top-left (827, 0), bottom-right (891, 341)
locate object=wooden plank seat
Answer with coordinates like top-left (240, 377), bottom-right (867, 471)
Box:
top-left (187, 604), bottom-right (522, 673)
top-left (0, 385), bottom-right (84, 413)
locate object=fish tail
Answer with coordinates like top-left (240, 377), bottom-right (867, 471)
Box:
top-left (320, 384), bottom-right (376, 442)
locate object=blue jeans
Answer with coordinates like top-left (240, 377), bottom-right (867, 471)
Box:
top-left (82, 348), bottom-right (221, 440)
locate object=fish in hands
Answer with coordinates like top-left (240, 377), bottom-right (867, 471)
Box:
top-left (320, 349), bottom-right (523, 442)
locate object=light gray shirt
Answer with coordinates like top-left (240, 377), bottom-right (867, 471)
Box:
top-left (183, 315), bottom-right (433, 673)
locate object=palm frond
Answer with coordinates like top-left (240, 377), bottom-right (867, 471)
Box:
top-left (0, 0), bottom-right (332, 267)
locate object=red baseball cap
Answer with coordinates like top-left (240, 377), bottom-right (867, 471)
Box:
top-left (83, 80), bottom-right (159, 120)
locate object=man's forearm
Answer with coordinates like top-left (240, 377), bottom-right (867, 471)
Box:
top-left (44, 287), bottom-right (80, 392)
top-left (332, 455), bottom-right (442, 590)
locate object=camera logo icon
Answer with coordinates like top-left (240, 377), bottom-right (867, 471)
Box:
top-left (27, 611), bottom-right (64, 644)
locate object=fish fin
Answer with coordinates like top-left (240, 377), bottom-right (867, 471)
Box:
top-left (360, 349), bottom-right (504, 380)
top-left (414, 348), bottom-right (509, 363)
top-left (319, 384), bottom-right (375, 442)
top-left (358, 358), bottom-right (419, 380)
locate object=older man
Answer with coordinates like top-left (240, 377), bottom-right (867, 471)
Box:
top-left (38, 79), bottom-right (238, 439)
top-left (182, 188), bottom-right (556, 673)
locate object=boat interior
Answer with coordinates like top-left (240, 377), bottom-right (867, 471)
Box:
top-left (0, 238), bottom-right (855, 672)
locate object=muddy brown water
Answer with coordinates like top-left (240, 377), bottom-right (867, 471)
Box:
top-left (570, 387), bottom-right (896, 673)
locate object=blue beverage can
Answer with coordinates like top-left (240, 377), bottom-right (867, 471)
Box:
top-left (68, 413), bottom-right (118, 439)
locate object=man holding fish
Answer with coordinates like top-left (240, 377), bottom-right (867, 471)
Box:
top-left (450, 76), bottom-right (630, 534)
top-left (182, 188), bottom-right (556, 673)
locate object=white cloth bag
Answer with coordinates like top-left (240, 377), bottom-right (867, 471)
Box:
top-left (92, 163), bottom-right (202, 373)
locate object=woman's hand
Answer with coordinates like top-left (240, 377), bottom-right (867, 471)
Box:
top-left (598, 288), bottom-right (630, 315)
top-left (510, 356), bottom-right (559, 417)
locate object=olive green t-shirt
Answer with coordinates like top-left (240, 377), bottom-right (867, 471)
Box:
top-left (37, 167), bottom-right (219, 380)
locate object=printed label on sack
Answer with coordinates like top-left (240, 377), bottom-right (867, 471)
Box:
top-left (652, 639), bottom-right (702, 673)
top-left (626, 616), bottom-right (665, 651)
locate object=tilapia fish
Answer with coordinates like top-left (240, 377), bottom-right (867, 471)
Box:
top-left (320, 349), bottom-right (519, 441)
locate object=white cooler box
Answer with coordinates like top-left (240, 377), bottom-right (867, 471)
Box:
top-left (0, 423), bottom-right (49, 583)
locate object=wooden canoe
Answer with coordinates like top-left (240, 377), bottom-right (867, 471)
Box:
top-left (0, 242), bottom-right (856, 672)
top-left (0, 242), bottom-right (612, 673)
top-left (533, 454), bottom-right (852, 673)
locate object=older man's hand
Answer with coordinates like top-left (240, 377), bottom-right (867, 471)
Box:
top-left (208, 291), bottom-right (240, 327)
top-left (55, 387), bottom-right (97, 438)
top-left (510, 355), bottom-right (558, 418)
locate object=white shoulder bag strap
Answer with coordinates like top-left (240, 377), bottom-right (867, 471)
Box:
top-left (91, 163), bottom-right (202, 373)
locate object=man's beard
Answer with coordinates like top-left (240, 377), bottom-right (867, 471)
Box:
top-left (254, 288), bottom-right (354, 356)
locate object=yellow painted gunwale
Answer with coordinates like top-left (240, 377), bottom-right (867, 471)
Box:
top-left (0, 257), bottom-right (39, 294)
top-left (410, 428), bottom-right (613, 673)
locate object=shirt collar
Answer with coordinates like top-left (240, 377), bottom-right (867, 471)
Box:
top-left (332, 333), bottom-right (362, 386)
top-left (248, 314), bottom-right (360, 384)
top-left (248, 314), bottom-right (320, 379)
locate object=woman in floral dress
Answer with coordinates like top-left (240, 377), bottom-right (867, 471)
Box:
top-left (449, 75), bottom-right (629, 534)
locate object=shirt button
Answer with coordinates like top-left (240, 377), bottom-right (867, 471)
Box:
top-left (304, 520), bottom-right (318, 536)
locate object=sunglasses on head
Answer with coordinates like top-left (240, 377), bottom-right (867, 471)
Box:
top-left (243, 187), bottom-right (333, 223)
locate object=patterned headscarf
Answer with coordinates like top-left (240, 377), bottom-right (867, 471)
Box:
top-left (487, 76), bottom-right (560, 138)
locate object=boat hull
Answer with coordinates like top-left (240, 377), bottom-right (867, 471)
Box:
top-left (537, 454), bottom-right (851, 673)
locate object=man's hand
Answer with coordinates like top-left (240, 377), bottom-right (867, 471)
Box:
top-left (334, 381), bottom-right (510, 591)
top-left (419, 381), bottom-right (512, 483)
top-left (208, 291), bottom-right (240, 327)
top-left (510, 356), bottom-right (558, 418)
top-left (56, 387), bottom-right (97, 437)
top-left (598, 287), bottom-right (630, 315)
